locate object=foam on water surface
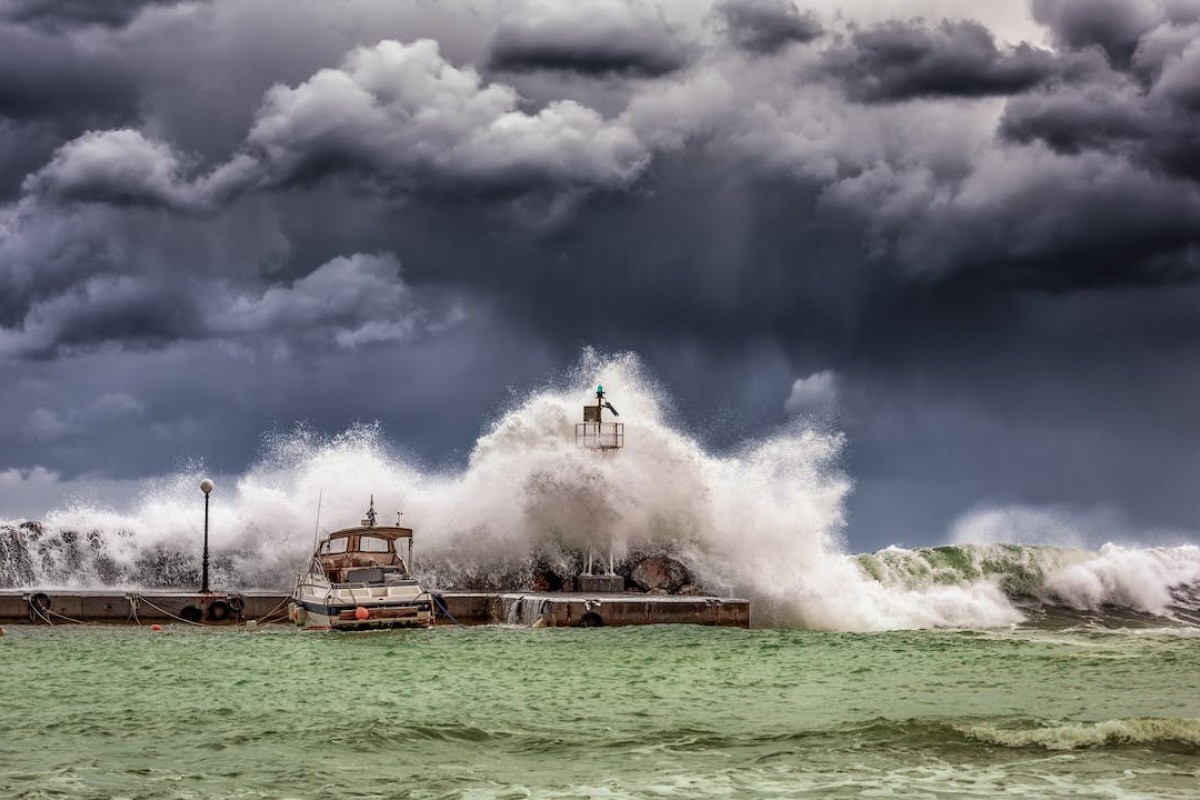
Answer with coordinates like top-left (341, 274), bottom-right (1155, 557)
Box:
top-left (961, 718), bottom-right (1200, 751)
top-left (3, 625), bottom-right (1199, 800)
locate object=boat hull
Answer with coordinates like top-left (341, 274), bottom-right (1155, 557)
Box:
top-left (292, 515), bottom-right (433, 631)
top-left (288, 597), bottom-right (433, 631)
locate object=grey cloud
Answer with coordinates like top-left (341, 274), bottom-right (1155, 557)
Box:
top-left (821, 20), bottom-right (1059, 102)
top-left (1151, 34), bottom-right (1200, 110)
top-left (1032, 0), bottom-right (1164, 68)
top-left (0, 274), bottom-right (203, 360)
top-left (13, 12), bottom-right (1200, 300)
top-left (0, 246), bottom-right (464, 362)
top-left (0, 26), bottom-right (137, 124)
top-left (25, 392), bottom-right (143, 443)
top-left (0, 199), bottom-right (126, 328)
top-left (998, 19), bottom-right (1200, 181)
top-left (1131, 18), bottom-right (1200, 80)
top-left (713, 0), bottom-right (822, 55)
top-left (24, 39), bottom-right (652, 212)
top-left (1000, 80), bottom-right (1150, 154)
top-left (244, 39), bottom-right (649, 194)
top-left (0, 0), bottom-right (195, 30)
top-left (823, 150), bottom-right (1200, 288)
top-left (488, 0), bottom-right (689, 77)
top-left (23, 129), bottom-right (260, 213)
top-left (784, 370), bottom-right (837, 415)
top-left (210, 252), bottom-right (440, 347)
top-left (23, 130), bottom-right (207, 211)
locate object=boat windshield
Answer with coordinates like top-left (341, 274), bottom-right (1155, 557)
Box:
top-left (319, 538), bottom-right (349, 555)
top-left (343, 566), bottom-right (410, 584)
top-left (359, 536), bottom-right (391, 553)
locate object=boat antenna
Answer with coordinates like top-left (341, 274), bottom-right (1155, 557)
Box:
top-left (311, 489), bottom-right (323, 552)
top-left (365, 495), bottom-right (377, 528)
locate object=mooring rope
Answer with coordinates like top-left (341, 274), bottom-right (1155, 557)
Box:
top-left (431, 593), bottom-right (466, 628)
top-left (45, 608), bottom-right (87, 624)
top-left (132, 594), bottom-right (208, 627)
top-left (252, 594), bottom-right (291, 624)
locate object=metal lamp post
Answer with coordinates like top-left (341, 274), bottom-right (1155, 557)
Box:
top-left (199, 478), bottom-right (214, 593)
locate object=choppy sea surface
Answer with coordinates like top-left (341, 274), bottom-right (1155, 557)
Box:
top-left (3, 622), bottom-right (1199, 799)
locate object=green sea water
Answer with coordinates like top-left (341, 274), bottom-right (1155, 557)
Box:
top-left (2, 624), bottom-right (1199, 799)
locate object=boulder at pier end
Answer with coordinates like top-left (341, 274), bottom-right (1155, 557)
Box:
top-left (629, 555), bottom-right (691, 593)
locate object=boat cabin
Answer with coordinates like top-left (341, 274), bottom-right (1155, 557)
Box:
top-left (315, 526), bottom-right (414, 584)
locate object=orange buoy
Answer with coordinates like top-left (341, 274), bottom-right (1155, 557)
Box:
top-left (355, 606), bottom-right (370, 621)
top-left (151, 624), bottom-right (163, 632)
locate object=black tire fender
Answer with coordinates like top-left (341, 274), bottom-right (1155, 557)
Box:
top-left (207, 600), bottom-right (231, 622)
top-left (28, 592), bottom-right (52, 621)
top-left (578, 611), bottom-right (604, 628)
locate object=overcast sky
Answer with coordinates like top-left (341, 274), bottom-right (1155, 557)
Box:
top-left (3, 0), bottom-right (1200, 550)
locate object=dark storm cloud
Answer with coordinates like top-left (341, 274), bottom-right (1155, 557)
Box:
top-left (999, 3), bottom-right (1200, 181)
top-left (5, 0), bottom-right (1200, 548)
top-left (10, 5), bottom-right (1200, 298)
top-left (1031, 0), bottom-right (1163, 68)
top-left (823, 148), bottom-right (1200, 289)
top-left (1000, 83), bottom-right (1200, 182)
top-left (23, 39), bottom-right (650, 211)
top-left (0, 246), bottom-right (461, 360)
top-left (0, 0), bottom-right (193, 30)
top-left (486, 1), bottom-right (690, 77)
top-left (208, 252), bottom-right (448, 348)
top-left (0, 25), bottom-right (136, 124)
top-left (2, 274), bottom-right (203, 360)
top-left (712, 0), bottom-right (822, 55)
top-left (999, 80), bottom-right (1149, 154)
top-left (487, 34), bottom-right (684, 78)
top-left (242, 39), bottom-right (647, 194)
top-left (820, 20), bottom-right (1059, 102)
top-left (22, 130), bottom-right (211, 211)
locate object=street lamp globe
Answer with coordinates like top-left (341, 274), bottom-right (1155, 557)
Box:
top-left (200, 479), bottom-right (214, 495)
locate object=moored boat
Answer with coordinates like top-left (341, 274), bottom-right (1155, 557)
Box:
top-left (288, 499), bottom-right (433, 630)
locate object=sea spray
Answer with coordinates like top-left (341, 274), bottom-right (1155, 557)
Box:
top-left (1045, 543), bottom-right (1200, 615)
top-left (856, 542), bottom-right (1200, 621)
top-left (3, 353), bottom-right (1200, 630)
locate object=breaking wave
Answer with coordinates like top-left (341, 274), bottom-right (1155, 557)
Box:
top-left (2, 352), bottom-right (1200, 630)
top-left (960, 718), bottom-right (1200, 751)
top-left (858, 543), bottom-right (1200, 622)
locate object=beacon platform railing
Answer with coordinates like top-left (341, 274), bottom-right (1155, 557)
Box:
top-left (575, 421), bottom-right (624, 450)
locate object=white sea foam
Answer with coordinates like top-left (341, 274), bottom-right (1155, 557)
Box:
top-left (2, 352), bottom-right (1199, 630)
top-left (962, 718), bottom-right (1200, 750)
top-left (1044, 544), bottom-right (1200, 615)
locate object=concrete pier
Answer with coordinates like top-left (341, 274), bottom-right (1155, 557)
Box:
top-left (0, 590), bottom-right (285, 624)
top-left (0, 589), bottom-right (750, 628)
top-left (435, 592), bottom-right (749, 628)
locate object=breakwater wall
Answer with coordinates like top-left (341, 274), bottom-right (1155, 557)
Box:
top-left (0, 590), bottom-right (750, 628)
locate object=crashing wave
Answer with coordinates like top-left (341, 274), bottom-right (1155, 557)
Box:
top-left (2, 352), bottom-right (1199, 630)
top-left (857, 543), bottom-right (1200, 621)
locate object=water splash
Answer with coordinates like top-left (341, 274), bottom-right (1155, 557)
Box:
top-left (857, 543), bottom-right (1200, 621)
top-left (3, 352), bottom-right (1199, 630)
